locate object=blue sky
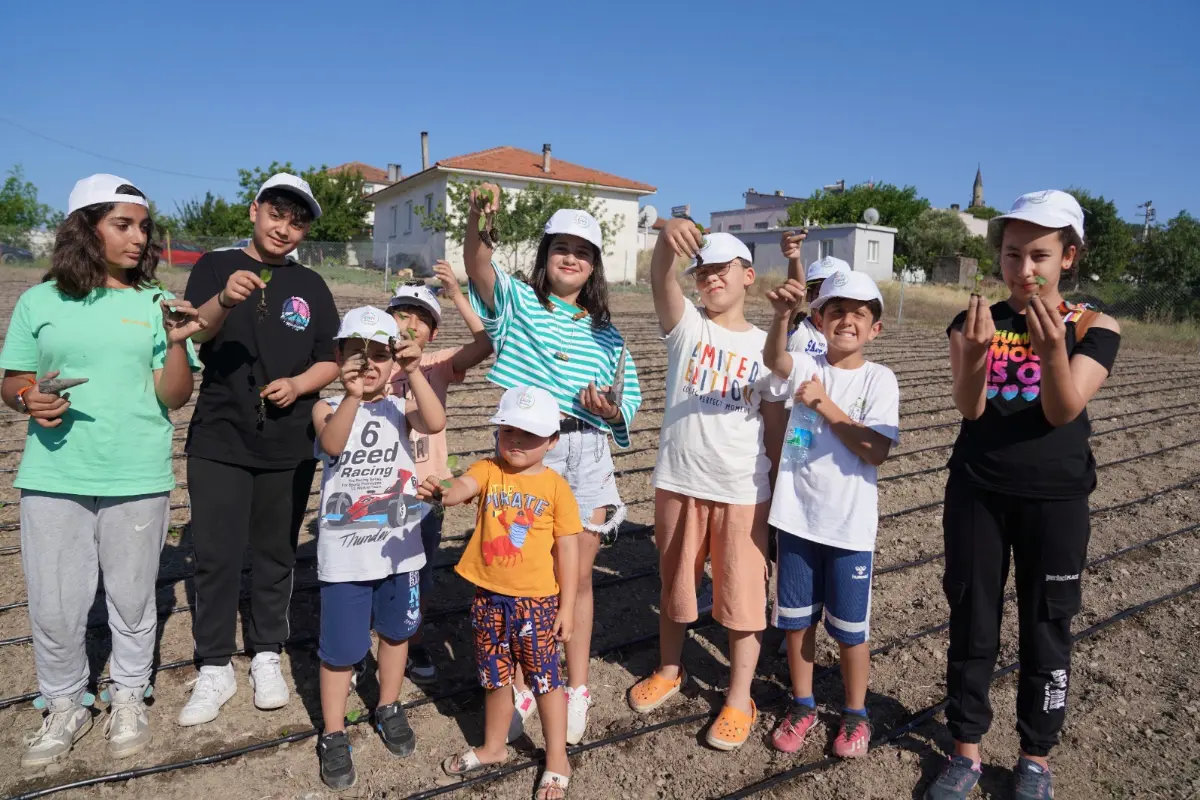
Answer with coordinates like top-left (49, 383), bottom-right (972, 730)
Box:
top-left (2, 0), bottom-right (1197, 228)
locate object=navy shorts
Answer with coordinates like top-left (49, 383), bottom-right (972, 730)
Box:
top-left (418, 511), bottom-right (443, 605)
top-left (319, 571), bottom-right (422, 667)
top-left (772, 532), bottom-right (873, 645)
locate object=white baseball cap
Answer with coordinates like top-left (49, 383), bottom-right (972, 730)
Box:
top-left (987, 190), bottom-right (1084, 249)
top-left (335, 306), bottom-right (399, 344)
top-left (68, 174), bottom-right (147, 214)
top-left (810, 270), bottom-right (884, 312)
top-left (256, 173), bottom-right (322, 220)
top-left (806, 256), bottom-right (850, 285)
top-left (685, 232), bottom-right (754, 274)
top-left (489, 386), bottom-right (560, 437)
top-left (387, 284), bottom-right (442, 326)
top-left (544, 208), bottom-right (603, 251)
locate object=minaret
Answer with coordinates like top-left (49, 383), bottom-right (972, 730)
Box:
top-left (971, 165), bottom-right (984, 208)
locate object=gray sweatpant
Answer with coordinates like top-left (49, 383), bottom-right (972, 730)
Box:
top-left (20, 491), bottom-right (169, 701)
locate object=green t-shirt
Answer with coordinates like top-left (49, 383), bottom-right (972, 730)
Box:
top-left (0, 281), bottom-right (200, 496)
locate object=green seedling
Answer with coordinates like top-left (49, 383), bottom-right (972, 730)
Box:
top-left (971, 271), bottom-right (985, 296)
top-left (1033, 275), bottom-right (1048, 297)
top-left (345, 709), bottom-right (363, 724)
top-left (256, 269), bottom-right (272, 320)
top-left (447, 454), bottom-right (462, 477)
top-left (259, 268), bottom-right (273, 283)
top-left (475, 188), bottom-right (500, 248)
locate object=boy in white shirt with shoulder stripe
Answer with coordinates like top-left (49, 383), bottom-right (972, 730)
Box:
top-left (761, 272), bottom-right (900, 760)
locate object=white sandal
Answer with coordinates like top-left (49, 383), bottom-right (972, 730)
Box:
top-left (442, 748), bottom-right (503, 777)
top-left (534, 770), bottom-right (571, 800)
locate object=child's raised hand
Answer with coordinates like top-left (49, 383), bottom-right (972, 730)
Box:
top-left (796, 373), bottom-right (830, 412)
top-left (391, 338), bottom-right (424, 375)
top-left (470, 183), bottom-right (501, 216)
top-left (766, 279), bottom-right (806, 317)
top-left (780, 230), bottom-right (807, 260)
top-left (551, 609), bottom-right (574, 643)
top-left (962, 293), bottom-right (996, 352)
top-left (340, 353), bottom-right (366, 398)
top-left (661, 218), bottom-right (704, 258)
top-left (432, 260), bottom-right (462, 298)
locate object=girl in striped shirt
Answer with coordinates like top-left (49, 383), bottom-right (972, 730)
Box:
top-left (466, 183), bottom-right (641, 748)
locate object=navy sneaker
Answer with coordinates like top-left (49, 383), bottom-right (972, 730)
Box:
top-left (925, 754), bottom-right (982, 799)
top-left (1013, 757), bottom-right (1053, 799)
top-left (317, 730), bottom-right (356, 791)
top-left (374, 701), bottom-right (416, 757)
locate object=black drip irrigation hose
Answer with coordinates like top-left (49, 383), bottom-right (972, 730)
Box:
top-left (8, 512), bottom-right (1197, 799)
top-left (718, 579), bottom-right (1200, 799)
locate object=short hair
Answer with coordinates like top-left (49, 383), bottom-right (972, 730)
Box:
top-left (258, 188), bottom-right (314, 226)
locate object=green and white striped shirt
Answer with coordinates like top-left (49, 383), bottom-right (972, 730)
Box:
top-left (469, 263), bottom-right (642, 448)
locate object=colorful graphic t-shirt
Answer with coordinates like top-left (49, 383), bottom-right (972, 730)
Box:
top-left (390, 347), bottom-right (466, 484)
top-left (787, 316), bottom-right (828, 357)
top-left (455, 458), bottom-right (583, 598)
top-left (315, 394), bottom-right (426, 583)
top-left (0, 282), bottom-right (200, 496)
top-left (652, 303), bottom-right (774, 505)
top-left (947, 300), bottom-right (1121, 499)
top-left (764, 353), bottom-right (900, 552)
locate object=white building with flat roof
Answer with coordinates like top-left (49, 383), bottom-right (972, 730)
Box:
top-left (730, 223), bottom-right (897, 284)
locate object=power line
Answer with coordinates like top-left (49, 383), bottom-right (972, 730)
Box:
top-left (0, 116), bottom-right (237, 183)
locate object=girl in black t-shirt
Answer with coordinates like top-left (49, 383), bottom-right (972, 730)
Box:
top-left (923, 191), bottom-right (1121, 800)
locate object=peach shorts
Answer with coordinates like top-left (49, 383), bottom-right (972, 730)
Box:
top-left (654, 489), bottom-right (770, 632)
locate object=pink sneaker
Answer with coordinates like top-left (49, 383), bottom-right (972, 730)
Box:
top-left (770, 701), bottom-right (818, 753)
top-left (833, 712), bottom-right (872, 758)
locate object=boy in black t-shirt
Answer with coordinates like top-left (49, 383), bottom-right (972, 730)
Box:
top-left (178, 174), bottom-right (340, 727)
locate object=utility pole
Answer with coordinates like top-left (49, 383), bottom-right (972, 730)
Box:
top-left (1137, 201), bottom-right (1156, 240)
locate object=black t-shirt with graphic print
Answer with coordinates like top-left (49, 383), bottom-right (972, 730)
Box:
top-left (947, 300), bottom-right (1121, 500)
top-left (184, 248), bottom-right (338, 469)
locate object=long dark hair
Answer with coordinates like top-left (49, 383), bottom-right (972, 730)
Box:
top-left (47, 185), bottom-right (161, 299)
top-left (529, 234), bottom-right (612, 329)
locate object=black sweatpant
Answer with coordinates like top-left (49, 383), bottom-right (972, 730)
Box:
top-left (941, 472), bottom-right (1090, 757)
top-left (188, 456), bottom-right (317, 667)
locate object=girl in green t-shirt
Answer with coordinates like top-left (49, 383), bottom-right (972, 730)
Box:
top-left (0, 174), bottom-right (203, 769)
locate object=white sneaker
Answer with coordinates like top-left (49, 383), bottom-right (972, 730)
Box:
top-left (507, 687), bottom-right (537, 743)
top-left (565, 685), bottom-right (593, 745)
top-left (178, 664), bottom-right (236, 726)
top-left (249, 652), bottom-right (289, 710)
top-left (22, 696), bottom-right (92, 768)
top-left (104, 686), bottom-right (151, 759)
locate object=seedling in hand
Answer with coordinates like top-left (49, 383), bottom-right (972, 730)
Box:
top-left (474, 188), bottom-right (500, 249)
top-left (1033, 275), bottom-right (1048, 297)
top-left (971, 271), bottom-right (985, 297)
top-left (257, 269), bottom-right (272, 320)
top-left (604, 347), bottom-right (627, 407)
top-left (153, 293), bottom-right (191, 328)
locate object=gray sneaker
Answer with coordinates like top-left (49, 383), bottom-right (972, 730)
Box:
top-left (1013, 757), bottom-right (1054, 799)
top-left (104, 686), bottom-right (151, 759)
top-left (925, 755), bottom-right (982, 799)
top-left (22, 696), bottom-right (93, 768)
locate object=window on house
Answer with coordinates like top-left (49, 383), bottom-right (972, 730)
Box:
top-left (425, 193), bottom-right (433, 217)
top-left (389, 205), bottom-right (397, 238)
top-left (729, 224), bottom-right (742, 232)
top-left (819, 239), bottom-right (833, 258)
top-left (754, 221), bottom-right (769, 230)
top-left (405, 200), bottom-right (413, 234)
top-left (867, 240), bottom-right (880, 262)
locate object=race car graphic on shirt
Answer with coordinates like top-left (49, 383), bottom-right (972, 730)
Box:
top-left (321, 469), bottom-right (423, 530)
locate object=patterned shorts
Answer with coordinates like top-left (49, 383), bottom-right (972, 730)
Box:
top-left (471, 591), bottom-right (563, 695)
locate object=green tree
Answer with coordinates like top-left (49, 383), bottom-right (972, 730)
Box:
top-left (1130, 211), bottom-right (1200, 319)
top-left (898, 209), bottom-right (971, 276)
top-left (958, 234), bottom-right (994, 274)
top-left (417, 180), bottom-right (624, 274)
top-left (175, 192), bottom-right (251, 239)
top-left (965, 205), bottom-right (1001, 221)
top-left (238, 161), bottom-right (371, 242)
top-left (784, 182), bottom-right (930, 231)
top-left (0, 165), bottom-right (53, 247)
top-left (1066, 188), bottom-right (1136, 283)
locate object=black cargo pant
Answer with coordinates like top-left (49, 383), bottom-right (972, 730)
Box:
top-left (941, 472), bottom-right (1090, 757)
top-left (187, 456), bottom-right (317, 667)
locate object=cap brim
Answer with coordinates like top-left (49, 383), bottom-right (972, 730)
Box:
top-left (987, 209), bottom-right (1078, 248)
top-left (488, 413), bottom-right (559, 437)
top-left (810, 291), bottom-right (884, 311)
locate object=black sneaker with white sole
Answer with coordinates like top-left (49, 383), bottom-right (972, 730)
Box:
top-left (317, 730), bottom-right (356, 791)
top-left (374, 702), bottom-right (416, 757)
top-left (406, 644), bottom-right (438, 685)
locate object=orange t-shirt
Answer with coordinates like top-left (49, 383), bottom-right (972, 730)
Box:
top-left (454, 458), bottom-right (583, 598)
top-left (390, 347), bottom-right (466, 482)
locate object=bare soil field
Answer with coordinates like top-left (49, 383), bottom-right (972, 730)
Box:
top-left (0, 265), bottom-right (1197, 799)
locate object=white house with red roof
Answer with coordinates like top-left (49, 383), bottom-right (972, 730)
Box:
top-left (364, 138), bottom-right (656, 283)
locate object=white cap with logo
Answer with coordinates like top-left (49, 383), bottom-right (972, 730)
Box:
top-left (810, 270), bottom-right (884, 312)
top-left (987, 190), bottom-right (1084, 249)
top-left (685, 232), bottom-right (754, 274)
top-left (489, 386), bottom-right (561, 437)
top-left (544, 209), bottom-right (603, 251)
top-left (805, 255), bottom-right (850, 285)
top-left (68, 174), bottom-right (147, 214)
top-left (256, 173), bottom-right (323, 220)
top-left (387, 283), bottom-right (442, 326)
top-left (335, 306), bottom-right (398, 344)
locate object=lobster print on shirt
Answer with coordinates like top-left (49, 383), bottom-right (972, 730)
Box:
top-left (480, 485), bottom-right (548, 568)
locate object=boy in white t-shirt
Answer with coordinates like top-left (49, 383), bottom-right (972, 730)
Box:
top-left (631, 224), bottom-right (787, 752)
top-left (780, 228), bottom-right (847, 359)
top-left (761, 272), bottom-right (900, 760)
top-left (310, 307), bottom-right (446, 791)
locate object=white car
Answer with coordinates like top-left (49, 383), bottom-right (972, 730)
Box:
top-left (213, 239), bottom-right (301, 263)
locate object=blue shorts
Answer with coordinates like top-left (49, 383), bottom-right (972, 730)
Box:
top-left (773, 533), bottom-right (873, 645)
top-left (319, 571), bottom-right (421, 667)
top-left (417, 511), bottom-right (443, 605)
